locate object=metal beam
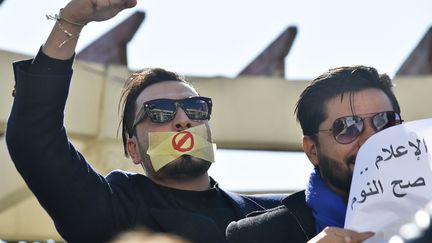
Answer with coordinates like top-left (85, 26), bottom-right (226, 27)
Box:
top-left (396, 27), bottom-right (432, 76)
top-left (238, 26), bottom-right (297, 77)
top-left (77, 11), bottom-right (145, 65)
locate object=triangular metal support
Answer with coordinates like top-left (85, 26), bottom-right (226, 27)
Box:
top-left (238, 26), bottom-right (297, 77)
top-left (396, 27), bottom-right (432, 76)
top-left (77, 11), bottom-right (145, 66)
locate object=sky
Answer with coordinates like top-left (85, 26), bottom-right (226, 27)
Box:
top-left (0, 0), bottom-right (431, 192)
top-left (0, 0), bottom-right (431, 80)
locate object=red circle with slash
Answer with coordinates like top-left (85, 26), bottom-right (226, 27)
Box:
top-left (172, 131), bottom-right (195, 152)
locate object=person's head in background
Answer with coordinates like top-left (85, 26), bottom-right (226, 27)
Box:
top-left (108, 227), bottom-right (192, 243)
top-left (295, 65), bottom-right (402, 200)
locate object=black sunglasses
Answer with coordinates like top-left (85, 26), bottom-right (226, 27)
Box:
top-left (132, 96), bottom-right (212, 128)
top-left (318, 111), bottom-right (403, 144)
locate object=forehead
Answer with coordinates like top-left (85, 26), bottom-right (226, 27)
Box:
top-left (135, 81), bottom-right (199, 105)
top-left (323, 88), bottom-right (393, 122)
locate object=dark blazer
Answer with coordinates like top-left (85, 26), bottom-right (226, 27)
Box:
top-left (6, 58), bottom-right (285, 243)
top-left (226, 190), bottom-right (317, 243)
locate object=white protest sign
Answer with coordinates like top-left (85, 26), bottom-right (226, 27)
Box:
top-left (344, 118), bottom-right (432, 242)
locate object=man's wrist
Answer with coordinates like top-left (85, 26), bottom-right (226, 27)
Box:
top-left (30, 46), bottom-right (74, 75)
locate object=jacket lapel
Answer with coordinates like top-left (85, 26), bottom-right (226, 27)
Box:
top-left (221, 189), bottom-right (266, 218)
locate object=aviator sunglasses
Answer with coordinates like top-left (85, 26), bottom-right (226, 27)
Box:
top-left (132, 97), bottom-right (212, 128)
top-left (318, 111), bottom-right (402, 144)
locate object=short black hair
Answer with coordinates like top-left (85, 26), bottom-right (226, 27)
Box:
top-left (294, 65), bottom-right (400, 137)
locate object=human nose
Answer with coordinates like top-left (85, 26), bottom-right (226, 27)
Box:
top-left (172, 107), bottom-right (192, 131)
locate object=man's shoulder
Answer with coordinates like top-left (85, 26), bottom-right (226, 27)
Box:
top-left (243, 193), bottom-right (287, 208)
top-left (226, 190), bottom-right (315, 243)
top-left (245, 193), bottom-right (287, 202)
top-left (221, 189), bottom-right (286, 213)
top-left (229, 204), bottom-right (294, 230)
top-left (105, 169), bottom-right (150, 187)
top-left (243, 190), bottom-right (307, 217)
top-left (106, 169), bottom-right (137, 180)
top-left (281, 190), bottom-right (307, 208)
top-left (226, 205), bottom-right (297, 243)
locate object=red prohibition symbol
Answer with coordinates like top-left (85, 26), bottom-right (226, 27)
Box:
top-left (172, 131), bottom-right (195, 152)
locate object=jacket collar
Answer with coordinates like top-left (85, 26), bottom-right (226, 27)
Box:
top-left (282, 190), bottom-right (317, 240)
top-left (221, 189), bottom-right (267, 218)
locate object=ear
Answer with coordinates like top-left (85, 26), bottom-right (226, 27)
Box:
top-left (127, 137), bottom-right (142, 165)
top-left (303, 136), bottom-right (319, 167)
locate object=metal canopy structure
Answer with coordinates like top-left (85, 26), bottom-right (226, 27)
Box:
top-left (238, 26), bottom-right (297, 77)
top-left (76, 11), bottom-right (145, 65)
top-left (396, 27), bottom-right (432, 76)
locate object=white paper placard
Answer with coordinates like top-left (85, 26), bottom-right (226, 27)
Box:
top-left (344, 118), bottom-right (432, 242)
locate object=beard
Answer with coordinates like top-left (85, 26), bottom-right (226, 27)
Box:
top-left (141, 153), bottom-right (211, 181)
top-left (155, 155), bottom-right (212, 180)
top-left (317, 151), bottom-right (356, 193)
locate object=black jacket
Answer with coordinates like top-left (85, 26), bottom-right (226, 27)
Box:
top-left (6, 58), bottom-right (285, 243)
top-left (226, 190), bottom-right (316, 243)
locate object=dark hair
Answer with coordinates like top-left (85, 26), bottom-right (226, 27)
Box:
top-left (294, 65), bottom-right (401, 137)
top-left (119, 68), bottom-right (189, 157)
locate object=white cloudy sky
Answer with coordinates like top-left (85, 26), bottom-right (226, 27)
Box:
top-left (0, 0), bottom-right (431, 79)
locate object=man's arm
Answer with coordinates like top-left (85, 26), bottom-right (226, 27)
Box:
top-left (6, 0), bottom-right (137, 241)
top-left (42, 0), bottom-right (137, 60)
